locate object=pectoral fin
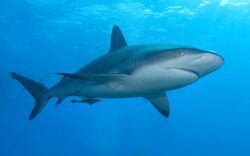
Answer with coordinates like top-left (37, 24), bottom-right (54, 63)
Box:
top-left (55, 73), bottom-right (128, 82)
top-left (144, 93), bottom-right (170, 118)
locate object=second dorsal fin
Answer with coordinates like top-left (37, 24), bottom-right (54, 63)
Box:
top-left (109, 25), bottom-right (128, 53)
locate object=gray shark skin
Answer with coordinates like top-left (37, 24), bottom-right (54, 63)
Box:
top-left (11, 25), bottom-right (224, 120)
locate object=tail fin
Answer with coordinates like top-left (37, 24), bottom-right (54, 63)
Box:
top-left (10, 72), bottom-right (50, 120)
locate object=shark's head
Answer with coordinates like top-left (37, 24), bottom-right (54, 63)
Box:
top-left (140, 47), bottom-right (224, 88)
top-left (158, 48), bottom-right (224, 78)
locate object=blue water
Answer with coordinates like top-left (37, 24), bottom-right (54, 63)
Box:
top-left (1, 0), bottom-right (250, 155)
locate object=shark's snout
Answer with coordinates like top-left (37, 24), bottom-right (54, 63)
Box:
top-left (203, 52), bottom-right (224, 68)
top-left (195, 51), bottom-right (224, 77)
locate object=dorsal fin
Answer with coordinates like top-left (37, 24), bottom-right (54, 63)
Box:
top-left (109, 25), bottom-right (128, 52)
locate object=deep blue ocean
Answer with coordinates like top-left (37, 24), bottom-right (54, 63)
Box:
top-left (1, 0), bottom-right (250, 156)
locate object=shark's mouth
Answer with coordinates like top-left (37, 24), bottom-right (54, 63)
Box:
top-left (177, 68), bottom-right (200, 78)
top-left (166, 67), bottom-right (200, 78)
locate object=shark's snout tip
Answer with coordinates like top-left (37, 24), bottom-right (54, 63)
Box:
top-left (215, 53), bottom-right (224, 67)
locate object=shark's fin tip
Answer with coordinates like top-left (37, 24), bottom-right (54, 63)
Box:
top-left (10, 72), bottom-right (17, 79)
top-left (144, 93), bottom-right (170, 118)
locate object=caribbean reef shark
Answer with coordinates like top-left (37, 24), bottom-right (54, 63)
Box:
top-left (11, 25), bottom-right (224, 120)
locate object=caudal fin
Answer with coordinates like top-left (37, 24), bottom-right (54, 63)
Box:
top-left (10, 72), bottom-right (50, 120)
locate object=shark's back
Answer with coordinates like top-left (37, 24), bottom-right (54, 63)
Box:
top-left (75, 44), bottom-right (184, 74)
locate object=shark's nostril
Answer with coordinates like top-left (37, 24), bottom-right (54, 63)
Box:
top-left (198, 54), bottom-right (203, 59)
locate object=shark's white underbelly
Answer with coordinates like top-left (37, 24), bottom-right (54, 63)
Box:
top-left (79, 65), bottom-right (198, 98)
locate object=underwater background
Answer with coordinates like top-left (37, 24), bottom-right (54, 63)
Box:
top-left (1, 0), bottom-right (250, 155)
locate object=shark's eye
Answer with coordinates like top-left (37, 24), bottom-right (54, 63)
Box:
top-left (178, 51), bottom-right (185, 56)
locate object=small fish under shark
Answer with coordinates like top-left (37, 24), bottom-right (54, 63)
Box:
top-left (11, 25), bottom-right (224, 120)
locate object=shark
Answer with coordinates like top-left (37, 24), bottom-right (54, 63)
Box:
top-left (11, 25), bottom-right (224, 120)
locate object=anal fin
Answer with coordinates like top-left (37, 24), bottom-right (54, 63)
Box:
top-left (56, 97), bottom-right (65, 105)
